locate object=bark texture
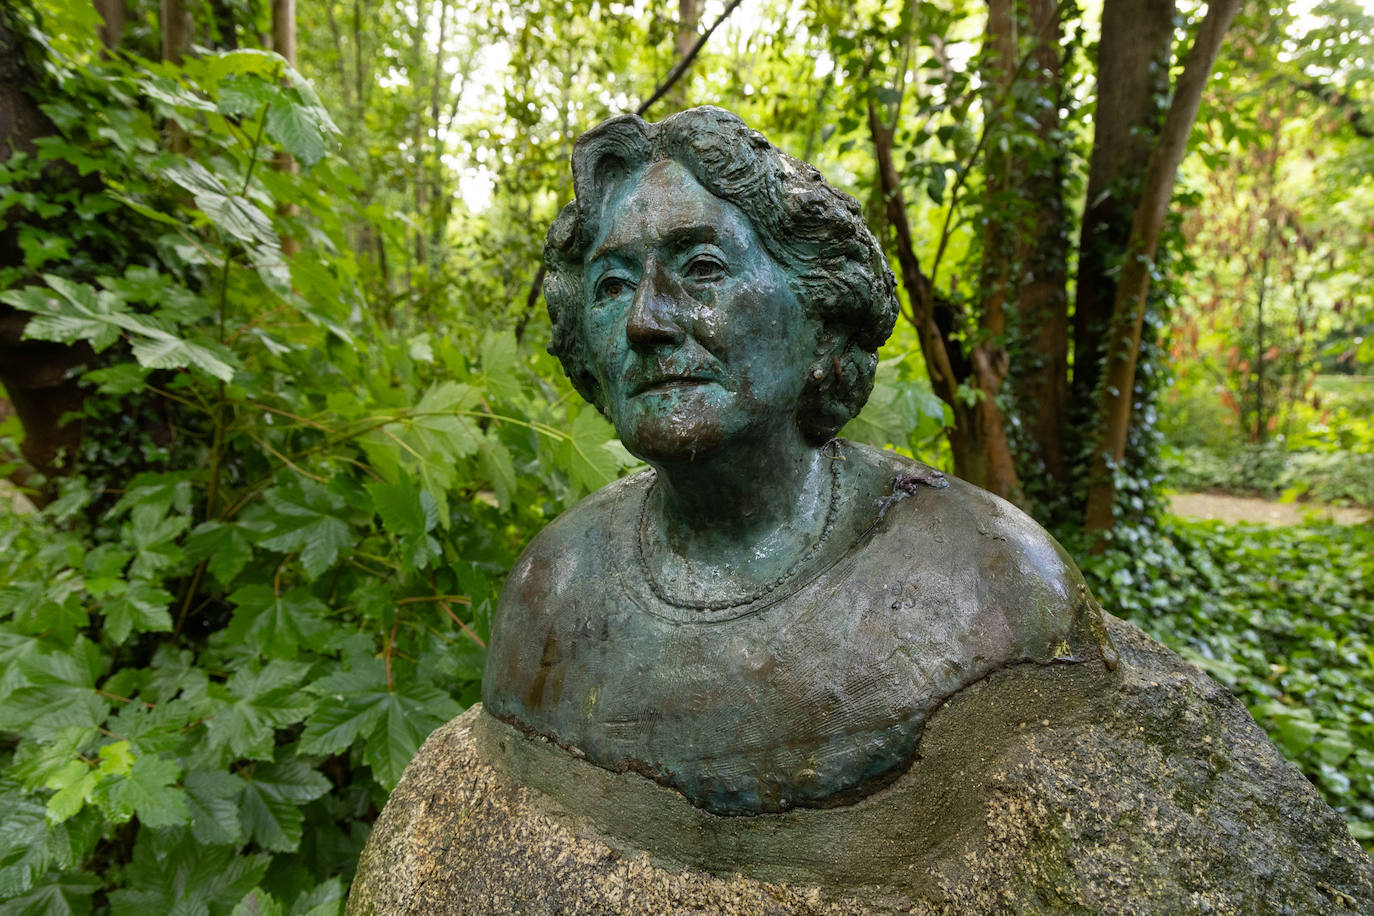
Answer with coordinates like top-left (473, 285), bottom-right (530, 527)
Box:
top-left (1083, 0), bottom-right (1245, 536)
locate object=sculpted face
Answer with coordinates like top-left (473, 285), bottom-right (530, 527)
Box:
top-left (580, 159), bottom-right (819, 462)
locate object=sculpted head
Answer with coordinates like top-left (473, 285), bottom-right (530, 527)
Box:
top-left (543, 107), bottom-right (898, 454)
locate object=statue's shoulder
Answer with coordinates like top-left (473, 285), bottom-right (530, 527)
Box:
top-left (497, 469), bottom-right (649, 609)
top-left (848, 442), bottom-right (1105, 661)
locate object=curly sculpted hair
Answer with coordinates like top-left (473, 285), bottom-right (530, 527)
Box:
top-left (543, 106), bottom-right (898, 444)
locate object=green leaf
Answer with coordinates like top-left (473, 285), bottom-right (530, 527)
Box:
top-left (561, 408), bottom-right (620, 495)
top-left (0, 641), bottom-right (109, 739)
top-left (238, 758), bottom-right (330, 852)
top-left (129, 332), bottom-right (237, 382)
top-left (231, 891), bottom-right (285, 916)
top-left (84, 363), bottom-right (152, 395)
top-left (259, 482), bottom-right (353, 579)
top-left (0, 280), bottom-right (122, 351)
top-left (301, 660), bottom-right (460, 787)
top-left (225, 586), bottom-right (329, 659)
top-left (186, 521), bottom-right (255, 586)
top-left (266, 100), bottom-right (327, 167)
top-left (205, 660), bottom-right (314, 760)
top-left (0, 871), bottom-right (100, 916)
top-left (183, 769), bottom-right (246, 846)
top-left (108, 827), bottom-right (269, 916)
top-left (217, 76), bottom-right (277, 117)
top-left (101, 580), bottom-right (175, 644)
top-left (289, 878), bottom-right (345, 916)
top-left (93, 754), bottom-right (189, 828)
top-left (478, 331), bottom-right (522, 402)
top-left (366, 477), bottom-right (435, 538)
top-left (162, 160), bottom-right (276, 249)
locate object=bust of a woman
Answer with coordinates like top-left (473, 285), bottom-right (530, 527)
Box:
top-left (482, 107), bottom-right (1112, 816)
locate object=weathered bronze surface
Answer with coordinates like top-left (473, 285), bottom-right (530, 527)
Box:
top-left (482, 106), bottom-right (1112, 816)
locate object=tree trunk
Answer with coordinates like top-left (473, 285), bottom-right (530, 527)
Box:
top-left (1069, 0), bottom-right (1174, 459)
top-left (671, 0), bottom-right (700, 111)
top-left (160, 0), bottom-right (192, 64)
top-left (1007, 0), bottom-right (1069, 504)
top-left (93, 0), bottom-right (125, 51)
top-left (868, 104), bottom-right (1023, 504)
top-left (1083, 0), bottom-right (1245, 537)
top-left (272, 0), bottom-right (301, 255)
top-left (0, 19), bottom-right (91, 499)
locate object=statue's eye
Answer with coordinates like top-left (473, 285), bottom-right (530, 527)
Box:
top-left (684, 255), bottom-right (725, 281)
top-left (596, 276), bottom-right (630, 300)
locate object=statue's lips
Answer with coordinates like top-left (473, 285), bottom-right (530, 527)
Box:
top-left (630, 376), bottom-right (717, 396)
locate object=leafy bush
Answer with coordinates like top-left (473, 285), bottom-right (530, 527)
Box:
top-left (0, 22), bottom-right (635, 914)
top-left (1067, 518), bottom-right (1374, 848)
top-left (1162, 444), bottom-right (1374, 507)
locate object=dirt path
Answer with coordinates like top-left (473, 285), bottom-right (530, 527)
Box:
top-left (1168, 492), bottom-right (1371, 526)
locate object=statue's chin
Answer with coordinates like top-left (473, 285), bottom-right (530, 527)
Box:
top-left (620, 418), bottom-right (728, 465)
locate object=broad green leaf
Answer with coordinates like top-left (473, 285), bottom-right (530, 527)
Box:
top-left (301, 660), bottom-right (460, 787)
top-left (238, 758), bottom-right (330, 852)
top-left (225, 586), bottom-right (329, 659)
top-left (108, 827), bottom-right (269, 916)
top-left (289, 878), bottom-right (345, 916)
top-left (217, 76), bottom-right (277, 116)
top-left (266, 99), bottom-right (327, 167)
top-left (561, 408), bottom-right (620, 495)
top-left (365, 477), bottom-right (434, 538)
top-left (186, 521), bottom-right (255, 586)
top-left (205, 660), bottom-right (313, 760)
top-left (93, 754), bottom-right (189, 828)
top-left (231, 891), bottom-right (285, 916)
top-left (0, 642), bottom-right (109, 739)
top-left (183, 769), bottom-right (245, 846)
top-left (101, 580), bottom-right (174, 644)
top-left (0, 281), bottom-right (121, 350)
top-left (478, 331), bottom-right (522, 402)
top-left (0, 871), bottom-right (100, 916)
top-left (129, 332), bottom-right (237, 382)
top-left (259, 482), bottom-right (353, 579)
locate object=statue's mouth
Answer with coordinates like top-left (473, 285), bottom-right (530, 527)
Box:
top-left (631, 375), bottom-right (715, 396)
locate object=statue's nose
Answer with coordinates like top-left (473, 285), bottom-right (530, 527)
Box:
top-left (625, 264), bottom-right (686, 350)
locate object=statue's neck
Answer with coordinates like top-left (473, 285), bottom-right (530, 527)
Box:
top-left (645, 431), bottom-right (834, 564)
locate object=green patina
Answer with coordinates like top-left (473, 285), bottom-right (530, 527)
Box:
top-left (481, 107), bottom-right (1112, 816)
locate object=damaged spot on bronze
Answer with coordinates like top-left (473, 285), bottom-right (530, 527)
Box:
top-left (482, 107), bottom-right (1114, 816)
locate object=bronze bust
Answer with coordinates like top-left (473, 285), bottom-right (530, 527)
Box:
top-left (482, 107), bottom-right (1112, 816)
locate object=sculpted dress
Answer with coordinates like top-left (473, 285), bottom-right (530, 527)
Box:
top-left (481, 441), bottom-right (1113, 815)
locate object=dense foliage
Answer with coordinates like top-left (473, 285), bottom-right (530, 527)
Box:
top-left (0, 11), bottom-right (643, 913)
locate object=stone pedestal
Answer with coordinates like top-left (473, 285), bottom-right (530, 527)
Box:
top-left (347, 617), bottom-right (1373, 915)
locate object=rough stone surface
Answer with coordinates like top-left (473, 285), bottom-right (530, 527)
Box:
top-left (348, 616), bottom-right (1374, 915)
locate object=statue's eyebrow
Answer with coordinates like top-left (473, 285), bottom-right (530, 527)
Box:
top-left (588, 224), bottom-right (720, 264)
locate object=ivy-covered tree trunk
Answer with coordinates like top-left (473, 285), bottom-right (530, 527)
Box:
top-left (1067, 0), bottom-right (1173, 489)
top-left (1083, 0), bottom-right (1245, 537)
top-left (989, 0), bottom-right (1071, 512)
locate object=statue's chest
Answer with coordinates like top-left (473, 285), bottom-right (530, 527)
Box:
top-left (505, 563), bottom-right (1014, 815)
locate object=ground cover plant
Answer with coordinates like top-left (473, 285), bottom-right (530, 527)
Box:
top-left (1068, 517), bottom-right (1374, 848)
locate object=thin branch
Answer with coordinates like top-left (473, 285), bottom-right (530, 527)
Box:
top-left (635, 0), bottom-right (745, 116)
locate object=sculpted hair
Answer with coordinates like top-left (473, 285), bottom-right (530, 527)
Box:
top-left (544, 106), bottom-right (898, 444)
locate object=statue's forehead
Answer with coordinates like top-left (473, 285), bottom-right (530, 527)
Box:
top-left (587, 160), bottom-right (750, 263)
